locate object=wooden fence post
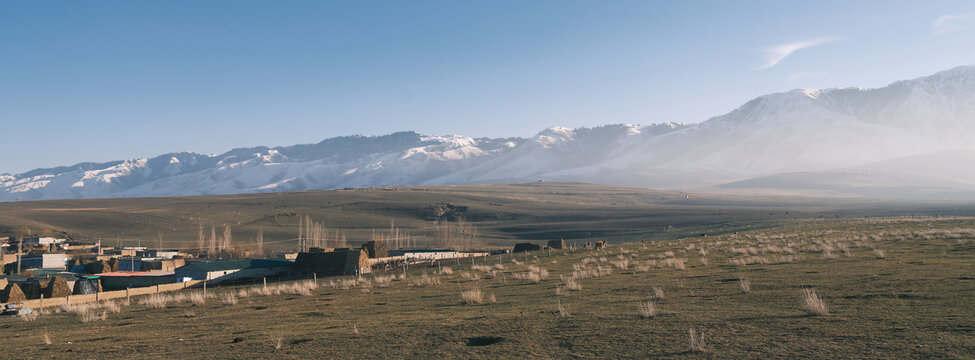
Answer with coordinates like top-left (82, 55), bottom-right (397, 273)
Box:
top-left (39, 294), bottom-right (44, 308)
top-left (263, 277), bottom-right (267, 290)
top-left (156, 284), bottom-right (160, 293)
top-left (126, 288), bottom-right (130, 303)
top-left (203, 281), bottom-right (207, 298)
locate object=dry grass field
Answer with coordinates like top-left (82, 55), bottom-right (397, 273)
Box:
top-left (3, 216), bottom-right (973, 359)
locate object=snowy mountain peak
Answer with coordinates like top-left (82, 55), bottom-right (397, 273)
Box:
top-left (2, 65), bottom-right (975, 201)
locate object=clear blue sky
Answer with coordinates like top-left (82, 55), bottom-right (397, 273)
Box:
top-left (2, 1), bottom-right (974, 174)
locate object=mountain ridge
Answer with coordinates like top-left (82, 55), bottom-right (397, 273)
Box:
top-left (3, 65), bottom-right (974, 201)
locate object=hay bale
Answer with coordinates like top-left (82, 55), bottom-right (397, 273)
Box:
top-left (3, 283), bottom-right (26, 303)
top-left (44, 277), bottom-right (73, 298)
top-left (513, 243), bottom-right (541, 253)
top-left (547, 239), bottom-right (566, 249)
top-left (362, 241), bottom-right (389, 258)
top-left (85, 260), bottom-right (112, 274)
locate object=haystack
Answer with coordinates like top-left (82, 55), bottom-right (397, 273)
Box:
top-left (547, 239), bottom-right (567, 249)
top-left (85, 260), bottom-right (112, 274)
top-left (43, 277), bottom-right (73, 298)
top-left (513, 243), bottom-right (541, 253)
top-left (362, 241), bottom-right (390, 258)
top-left (2, 283), bottom-right (27, 303)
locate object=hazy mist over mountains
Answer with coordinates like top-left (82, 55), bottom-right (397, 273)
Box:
top-left (3, 65), bottom-right (975, 202)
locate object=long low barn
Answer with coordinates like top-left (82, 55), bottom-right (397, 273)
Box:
top-left (174, 259), bottom-right (295, 284)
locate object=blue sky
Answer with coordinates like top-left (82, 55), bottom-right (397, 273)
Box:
top-left (1, 1), bottom-right (974, 174)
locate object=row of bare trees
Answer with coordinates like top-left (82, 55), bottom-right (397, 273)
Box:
top-left (297, 215), bottom-right (347, 252)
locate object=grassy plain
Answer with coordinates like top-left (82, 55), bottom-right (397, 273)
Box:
top-left (2, 216), bottom-right (973, 359)
top-left (1, 183), bottom-right (972, 250)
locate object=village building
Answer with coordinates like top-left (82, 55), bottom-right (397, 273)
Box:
top-left (22, 237), bottom-right (66, 246)
top-left (294, 248), bottom-right (370, 275)
top-left (174, 259), bottom-right (294, 284)
top-left (96, 271), bottom-right (177, 291)
top-left (19, 253), bottom-right (68, 270)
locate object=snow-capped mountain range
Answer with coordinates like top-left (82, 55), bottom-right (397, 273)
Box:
top-left (3, 65), bottom-right (975, 201)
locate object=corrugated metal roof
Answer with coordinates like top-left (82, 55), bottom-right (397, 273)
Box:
top-left (179, 259), bottom-right (294, 272)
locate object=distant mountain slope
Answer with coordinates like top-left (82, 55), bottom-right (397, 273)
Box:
top-left (3, 65), bottom-right (974, 201)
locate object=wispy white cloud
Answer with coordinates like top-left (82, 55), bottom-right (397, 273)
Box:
top-left (933, 14), bottom-right (975, 35)
top-left (786, 71), bottom-right (827, 82)
top-left (758, 38), bottom-right (835, 70)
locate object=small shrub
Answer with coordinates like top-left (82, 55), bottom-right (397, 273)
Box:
top-left (872, 248), bottom-right (886, 259)
top-left (440, 267), bottom-right (454, 275)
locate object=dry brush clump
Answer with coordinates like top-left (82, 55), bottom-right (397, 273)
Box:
top-left (140, 294), bottom-right (171, 309)
top-left (638, 301), bottom-right (657, 318)
top-left (19, 311), bottom-right (39, 322)
top-left (800, 288), bottom-right (829, 316)
top-left (80, 310), bottom-right (107, 323)
top-left (688, 328), bottom-right (706, 353)
top-left (652, 286), bottom-right (665, 299)
top-left (460, 272), bottom-right (480, 281)
top-left (461, 288), bottom-right (484, 304)
top-left (872, 248), bottom-right (886, 259)
top-left (222, 293), bottom-right (238, 306)
top-left (409, 273), bottom-right (441, 287)
top-left (561, 275), bottom-right (582, 291)
top-left (738, 277), bottom-right (751, 293)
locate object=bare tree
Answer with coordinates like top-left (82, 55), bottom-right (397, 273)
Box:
top-left (197, 223), bottom-right (205, 253)
top-left (256, 227), bottom-right (264, 257)
top-left (210, 225), bottom-right (217, 256)
top-left (223, 225), bottom-right (232, 253)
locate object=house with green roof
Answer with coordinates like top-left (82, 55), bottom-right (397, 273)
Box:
top-left (175, 259), bottom-right (294, 284)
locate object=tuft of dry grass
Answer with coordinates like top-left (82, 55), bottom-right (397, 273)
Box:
top-left (652, 286), bottom-right (665, 299)
top-left (271, 335), bottom-right (283, 351)
top-left (872, 248), bottom-right (886, 259)
top-left (80, 310), bottom-right (107, 323)
top-left (800, 288), bottom-right (829, 316)
top-left (42, 331), bottom-right (52, 345)
top-left (222, 294), bottom-right (238, 306)
top-left (461, 288), bottom-right (484, 304)
top-left (187, 292), bottom-right (207, 306)
top-left (460, 272), bottom-right (480, 281)
top-left (562, 275), bottom-right (582, 291)
top-left (20, 312), bottom-right (39, 322)
top-left (102, 301), bottom-right (122, 314)
top-left (557, 299), bottom-right (570, 318)
top-left (638, 301), bottom-right (657, 318)
top-left (439, 266), bottom-right (454, 275)
top-left (689, 328), bottom-right (706, 352)
top-left (738, 277), bottom-right (751, 293)
top-left (140, 294), bottom-right (170, 309)
top-left (410, 273), bottom-right (441, 287)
